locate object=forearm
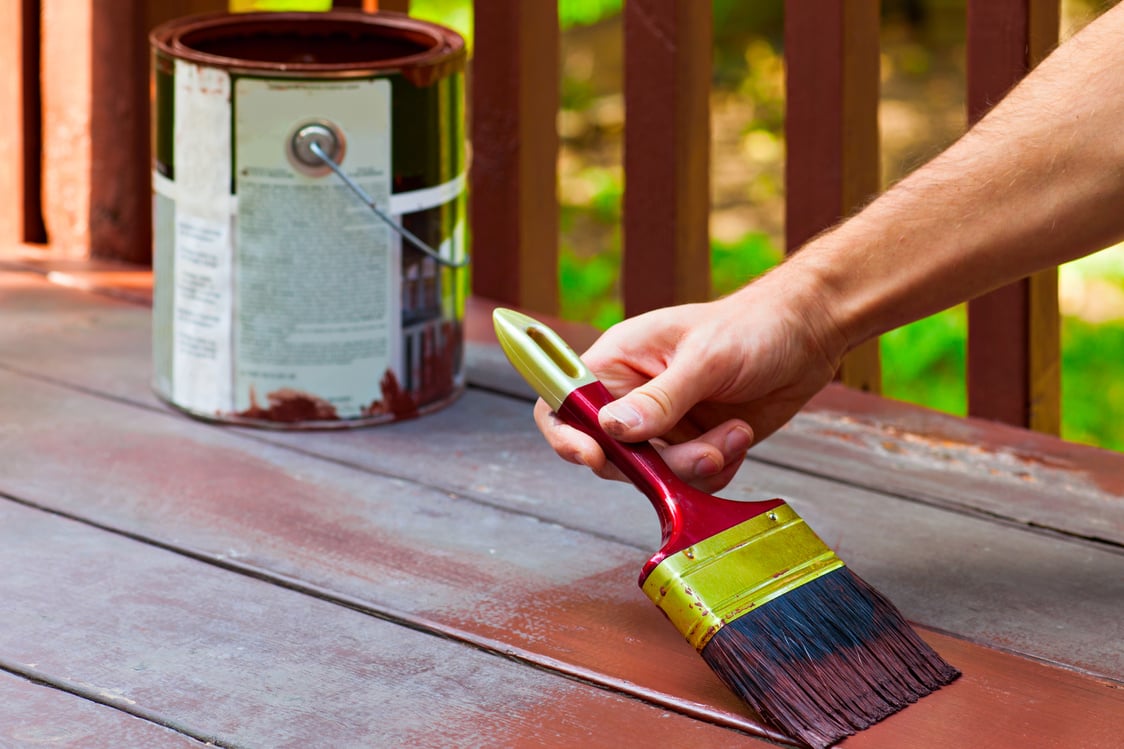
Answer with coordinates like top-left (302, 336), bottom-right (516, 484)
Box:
top-left (774, 5), bottom-right (1124, 350)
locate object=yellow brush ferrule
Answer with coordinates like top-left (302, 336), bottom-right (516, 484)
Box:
top-left (641, 503), bottom-right (845, 651)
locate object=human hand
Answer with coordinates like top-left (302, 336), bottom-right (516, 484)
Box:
top-left (534, 269), bottom-right (848, 492)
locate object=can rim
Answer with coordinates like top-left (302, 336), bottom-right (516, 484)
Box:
top-left (150, 10), bottom-right (466, 85)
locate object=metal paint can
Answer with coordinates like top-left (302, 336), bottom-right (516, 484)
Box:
top-left (149, 11), bottom-right (467, 428)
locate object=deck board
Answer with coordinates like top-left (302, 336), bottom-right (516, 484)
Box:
top-left (2, 267), bottom-right (1124, 747)
top-left (0, 670), bottom-right (205, 748)
top-left (0, 500), bottom-right (768, 748)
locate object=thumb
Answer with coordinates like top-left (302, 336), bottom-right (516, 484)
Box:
top-left (598, 361), bottom-right (713, 442)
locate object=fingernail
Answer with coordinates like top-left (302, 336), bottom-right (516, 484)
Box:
top-left (725, 426), bottom-right (752, 454)
top-left (601, 402), bottom-right (642, 433)
top-left (694, 455), bottom-right (721, 478)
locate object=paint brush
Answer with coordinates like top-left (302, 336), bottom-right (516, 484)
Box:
top-left (493, 308), bottom-right (959, 748)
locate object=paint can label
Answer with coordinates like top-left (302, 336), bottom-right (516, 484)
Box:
top-left (233, 77), bottom-right (396, 420)
top-left (150, 12), bottom-right (468, 428)
top-left (153, 61), bottom-right (464, 425)
top-left (167, 60), bottom-right (235, 417)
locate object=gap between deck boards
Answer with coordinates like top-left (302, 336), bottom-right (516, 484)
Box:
top-left (0, 660), bottom-right (230, 748)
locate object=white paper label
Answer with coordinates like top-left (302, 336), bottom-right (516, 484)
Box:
top-left (233, 78), bottom-right (395, 419)
top-left (171, 61), bottom-right (234, 415)
top-left (171, 217), bottom-right (234, 413)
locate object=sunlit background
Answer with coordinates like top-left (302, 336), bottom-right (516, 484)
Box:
top-left (406, 0), bottom-right (1124, 450)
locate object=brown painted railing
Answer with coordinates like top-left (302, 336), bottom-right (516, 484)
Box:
top-left (0, 0), bottom-right (1068, 434)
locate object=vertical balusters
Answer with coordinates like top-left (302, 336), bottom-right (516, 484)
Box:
top-left (785, 0), bottom-right (882, 392)
top-left (966, 0), bottom-right (1060, 432)
top-left (470, 0), bottom-right (560, 314)
top-left (621, 0), bottom-right (711, 316)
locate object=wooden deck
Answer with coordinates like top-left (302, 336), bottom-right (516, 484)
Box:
top-left (1, 262), bottom-right (1123, 748)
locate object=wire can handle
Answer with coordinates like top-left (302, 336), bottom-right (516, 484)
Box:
top-left (291, 124), bottom-right (469, 269)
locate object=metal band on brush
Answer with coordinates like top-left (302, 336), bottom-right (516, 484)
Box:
top-left (641, 503), bottom-right (845, 651)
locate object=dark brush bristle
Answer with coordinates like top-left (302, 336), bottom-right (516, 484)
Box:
top-left (700, 567), bottom-right (959, 749)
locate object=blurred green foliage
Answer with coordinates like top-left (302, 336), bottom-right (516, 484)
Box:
top-left (881, 308), bottom-right (967, 417)
top-left (559, 242), bottom-right (622, 330)
top-left (558, 0), bottom-right (623, 27)
top-left (410, 0), bottom-right (629, 42)
top-left (711, 233), bottom-right (783, 297)
top-left (1063, 318), bottom-right (1124, 450)
top-left (410, 0), bottom-right (473, 41)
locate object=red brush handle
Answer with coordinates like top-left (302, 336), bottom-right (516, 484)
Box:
top-left (557, 381), bottom-right (784, 580)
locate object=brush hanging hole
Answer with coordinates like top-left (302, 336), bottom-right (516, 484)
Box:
top-left (527, 327), bottom-right (580, 378)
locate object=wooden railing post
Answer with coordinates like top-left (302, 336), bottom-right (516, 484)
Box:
top-left (38, 0), bottom-right (152, 261)
top-left (621, 0), bottom-right (711, 316)
top-left (966, 0), bottom-right (1060, 433)
top-left (784, 0), bottom-right (882, 393)
top-left (0, 0), bottom-right (44, 246)
top-left (470, 0), bottom-right (560, 315)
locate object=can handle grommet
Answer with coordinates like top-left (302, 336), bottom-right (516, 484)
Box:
top-left (290, 121), bottom-right (344, 167)
top-left (286, 119), bottom-right (347, 177)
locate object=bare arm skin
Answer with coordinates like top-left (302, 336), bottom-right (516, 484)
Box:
top-left (537, 4), bottom-right (1124, 489)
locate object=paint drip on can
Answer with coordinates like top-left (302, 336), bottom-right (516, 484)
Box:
top-left (149, 11), bottom-right (467, 428)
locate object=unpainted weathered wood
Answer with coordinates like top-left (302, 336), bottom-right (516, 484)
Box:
top-left (469, 0), bottom-right (560, 315)
top-left (756, 383), bottom-right (1124, 546)
top-left (0, 500), bottom-right (764, 747)
top-left (966, 0), bottom-right (1061, 433)
top-left (784, 0), bottom-right (882, 394)
top-left (622, 0), bottom-right (711, 316)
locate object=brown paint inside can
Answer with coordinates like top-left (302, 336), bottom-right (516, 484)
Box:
top-left (154, 11), bottom-right (465, 84)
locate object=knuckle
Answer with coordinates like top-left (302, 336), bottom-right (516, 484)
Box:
top-left (634, 384), bottom-right (675, 420)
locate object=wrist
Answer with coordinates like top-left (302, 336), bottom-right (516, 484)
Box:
top-left (784, 232), bottom-right (868, 353)
top-left (726, 247), bottom-right (852, 367)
